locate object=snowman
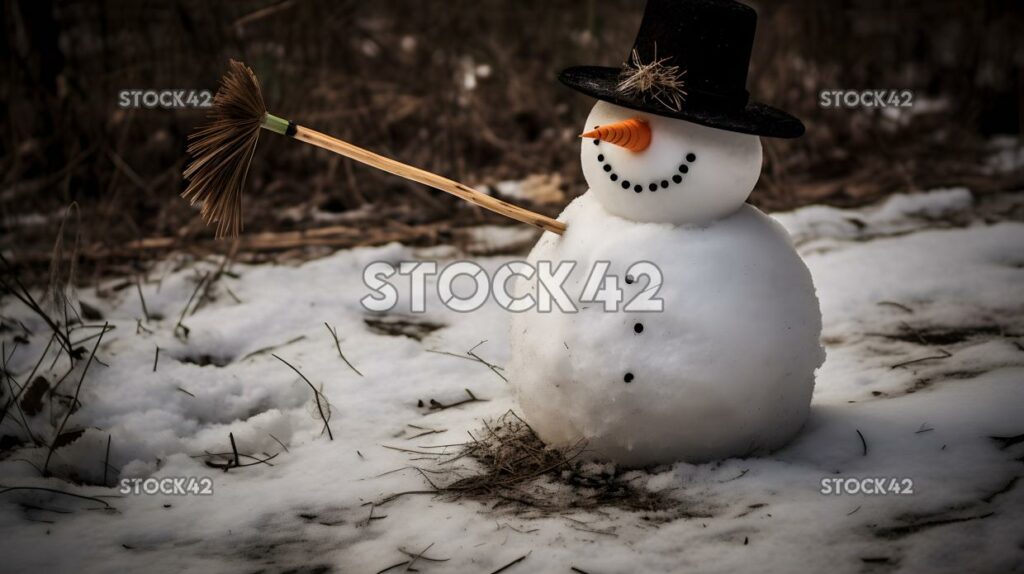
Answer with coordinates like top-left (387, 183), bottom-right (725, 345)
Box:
top-left (509, 0), bottom-right (824, 466)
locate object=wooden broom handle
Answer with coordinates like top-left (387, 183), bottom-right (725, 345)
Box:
top-left (292, 125), bottom-right (567, 235)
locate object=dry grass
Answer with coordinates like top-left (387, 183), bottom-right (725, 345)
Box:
top-left (382, 411), bottom-right (685, 517)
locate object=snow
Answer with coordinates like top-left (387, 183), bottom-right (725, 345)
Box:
top-left (986, 136), bottom-right (1024, 175)
top-left (775, 187), bottom-right (974, 247)
top-left (510, 194), bottom-right (824, 465)
top-left (1, 188), bottom-right (1023, 573)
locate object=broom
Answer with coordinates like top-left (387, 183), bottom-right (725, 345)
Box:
top-left (183, 60), bottom-right (567, 239)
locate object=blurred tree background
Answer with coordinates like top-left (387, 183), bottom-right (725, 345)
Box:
top-left (2, 0), bottom-right (1023, 281)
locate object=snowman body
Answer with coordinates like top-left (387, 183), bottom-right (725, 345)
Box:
top-left (510, 194), bottom-right (823, 465)
top-left (508, 101), bottom-right (824, 466)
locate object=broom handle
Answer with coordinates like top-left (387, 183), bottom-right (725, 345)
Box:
top-left (279, 122), bottom-right (567, 235)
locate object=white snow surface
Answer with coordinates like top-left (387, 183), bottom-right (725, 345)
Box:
top-left (1, 189), bottom-right (1023, 573)
top-left (510, 195), bottom-right (824, 465)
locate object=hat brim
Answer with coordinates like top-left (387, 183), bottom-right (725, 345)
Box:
top-left (559, 66), bottom-right (805, 139)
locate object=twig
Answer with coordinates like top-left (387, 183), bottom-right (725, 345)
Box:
top-left (44, 362), bottom-right (76, 399)
top-left (0, 332), bottom-right (54, 428)
top-left (174, 272), bottom-right (209, 340)
top-left (497, 523), bottom-right (539, 534)
top-left (490, 553), bottom-right (529, 574)
top-left (0, 485), bottom-right (114, 510)
top-left (399, 545), bottom-right (448, 562)
top-left (856, 429), bottom-right (868, 456)
top-left (229, 432), bottom-right (240, 467)
top-left (403, 542), bottom-right (434, 572)
top-left (467, 351), bottom-right (507, 383)
top-left (0, 341), bottom-right (37, 439)
top-left (425, 389), bottom-right (486, 412)
top-left (233, 0), bottom-right (296, 28)
top-left (877, 301), bottom-right (913, 313)
top-left (372, 466), bottom-right (446, 479)
top-left (719, 469), bottom-right (749, 483)
top-left (225, 286), bottom-right (242, 304)
top-left (381, 445), bottom-right (440, 456)
top-left (44, 321), bottom-right (107, 475)
top-left (406, 426), bottom-right (447, 440)
top-left (176, 387), bottom-right (195, 397)
top-left (268, 433), bottom-right (289, 453)
top-left (103, 434), bottom-right (112, 486)
top-left (69, 323), bottom-right (116, 347)
top-left (240, 335), bottom-right (305, 361)
top-left (18, 502), bottom-right (72, 515)
top-left (568, 524), bottom-right (617, 537)
top-left (272, 354), bottom-right (333, 440)
top-left (0, 254), bottom-right (76, 356)
top-left (324, 322), bottom-right (363, 376)
top-left (199, 451), bottom-right (279, 470)
top-left (135, 277), bottom-right (150, 321)
top-left (376, 560), bottom-right (413, 574)
top-left (981, 476), bottom-right (1019, 503)
top-left (372, 489), bottom-right (439, 506)
top-left (874, 512), bottom-right (994, 538)
top-left (194, 252), bottom-right (236, 315)
top-left (360, 502), bottom-right (387, 527)
top-left (1, 351), bottom-right (37, 444)
top-left (891, 349), bottom-right (951, 369)
top-left (153, 346), bottom-right (160, 372)
top-left (427, 340), bottom-right (506, 382)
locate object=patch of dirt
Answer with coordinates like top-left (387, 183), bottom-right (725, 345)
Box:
top-left (880, 324), bottom-right (1008, 346)
top-left (364, 316), bottom-right (445, 341)
top-left (19, 376), bottom-right (49, 416)
top-left (895, 366), bottom-right (1024, 397)
top-left (174, 353), bottom-right (233, 367)
top-left (872, 509), bottom-right (995, 539)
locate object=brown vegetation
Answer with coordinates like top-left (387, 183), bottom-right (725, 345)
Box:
top-left (2, 0), bottom-right (1023, 284)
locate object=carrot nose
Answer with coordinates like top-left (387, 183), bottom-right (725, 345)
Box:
top-left (580, 118), bottom-right (652, 152)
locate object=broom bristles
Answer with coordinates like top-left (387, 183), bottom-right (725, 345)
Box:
top-left (182, 60), bottom-right (267, 238)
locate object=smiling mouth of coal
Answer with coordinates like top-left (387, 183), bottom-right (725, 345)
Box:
top-left (592, 138), bottom-right (697, 194)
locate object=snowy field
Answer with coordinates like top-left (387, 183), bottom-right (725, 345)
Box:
top-left (1, 188), bottom-right (1023, 573)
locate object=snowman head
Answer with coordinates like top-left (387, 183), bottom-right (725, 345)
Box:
top-left (580, 100), bottom-right (763, 225)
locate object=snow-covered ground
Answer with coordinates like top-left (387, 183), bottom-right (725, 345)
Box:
top-left (1, 188), bottom-right (1023, 573)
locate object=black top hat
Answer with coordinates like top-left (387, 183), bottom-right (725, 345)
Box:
top-left (559, 0), bottom-right (804, 138)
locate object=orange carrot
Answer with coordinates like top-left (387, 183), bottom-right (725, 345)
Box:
top-left (580, 118), bottom-right (651, 152)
